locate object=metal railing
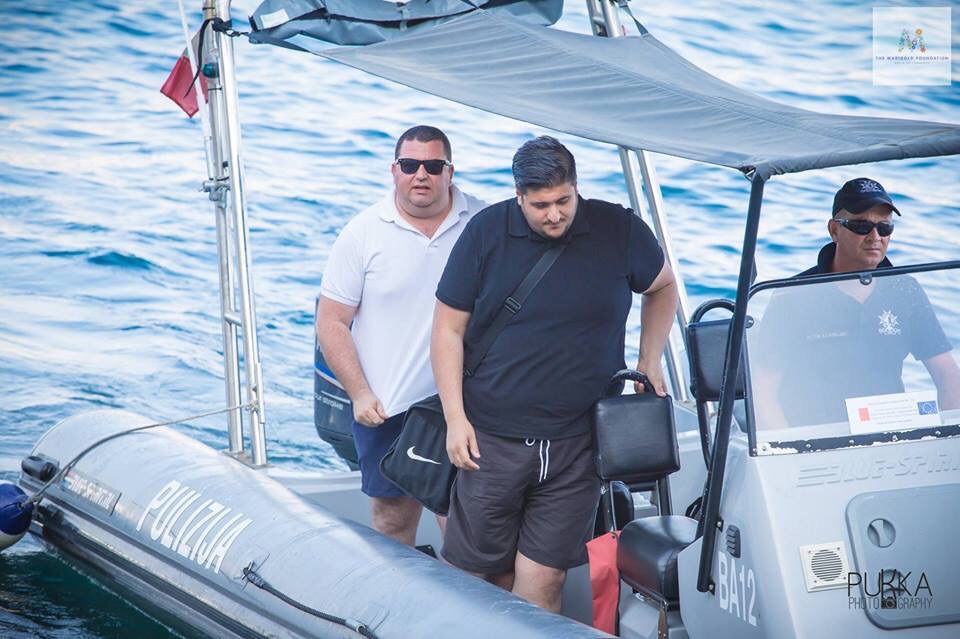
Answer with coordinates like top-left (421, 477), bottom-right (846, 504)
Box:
top-left (586, 0), bottom-right (692, 402)
top-left (186, 0), bottom-right (268, 466)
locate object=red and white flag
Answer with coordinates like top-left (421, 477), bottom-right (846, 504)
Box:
top-left (160, 33), bottom-right (209, 118)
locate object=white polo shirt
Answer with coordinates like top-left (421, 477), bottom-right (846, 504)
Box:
top-left (320, 185), bottom-right (487, 417)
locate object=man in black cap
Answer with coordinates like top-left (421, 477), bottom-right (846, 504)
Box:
top-left (751, 178), bottom-right (960, 428)
top-left (798, 177), bottom-right (900, 276)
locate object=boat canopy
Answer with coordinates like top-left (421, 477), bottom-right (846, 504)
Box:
top-left (248, 6), bottom-right (960, 179)
top-left (249, 0), bottom-right (563, 45)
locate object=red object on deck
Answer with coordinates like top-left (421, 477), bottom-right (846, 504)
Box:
top-left (587, 531), bottom-right (620, 634)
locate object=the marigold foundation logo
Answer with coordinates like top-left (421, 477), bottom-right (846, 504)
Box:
top-left (897, 28), bottom-right (926, 54)
top-left (873, 8), bottom-right (951, 86)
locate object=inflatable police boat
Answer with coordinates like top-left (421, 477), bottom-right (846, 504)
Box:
top-left (17, 409), bottom-right (608, 638)
top-left (7, 1), bottom-right (960, 638)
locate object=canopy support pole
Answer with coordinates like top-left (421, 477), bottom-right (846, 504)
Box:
top-left (589, 0), bottom-right (691, 402)
top-left (695, 174), bottom-right (765, 593)
top-left (178, 0), bottom-right (245, 452)
top-left (189, 2), bottom-right (244, 455)
top-left (198, 0), bottom-right (269, 466)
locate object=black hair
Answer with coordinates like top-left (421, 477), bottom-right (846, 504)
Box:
top-left (511, 136), bottom-right (577, 193)
top-left (394, 125), bottom-right (452, 161)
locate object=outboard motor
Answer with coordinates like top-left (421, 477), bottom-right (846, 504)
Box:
top-left (313, 297), bottom-right (359, 469)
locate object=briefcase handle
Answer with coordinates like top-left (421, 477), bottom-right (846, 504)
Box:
top-left (603, 369), bottom-right (656, 396)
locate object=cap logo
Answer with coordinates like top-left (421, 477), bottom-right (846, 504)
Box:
top-left (857, 180), bottom-right (884, 194)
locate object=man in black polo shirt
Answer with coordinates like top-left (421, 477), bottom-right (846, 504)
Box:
top-left (752, 177), bottom-right (960, 428)
top-left (431, 136), bottom-right (677, 611)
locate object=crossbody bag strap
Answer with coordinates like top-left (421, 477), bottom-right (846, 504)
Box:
top-left (463, 242), bottom-right (567, 377)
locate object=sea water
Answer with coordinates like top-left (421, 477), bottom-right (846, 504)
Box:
top-left (1, 0), bottom-right (957, 636)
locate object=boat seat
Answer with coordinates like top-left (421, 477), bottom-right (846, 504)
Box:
top-left (685, 299), bottom-right (746, 470)
top-left (686, 316), bottom-right (746, 403)
top-left (590, 370), bottom-right (693, 605)
top-left (617, 515), bottom-right (697, 603)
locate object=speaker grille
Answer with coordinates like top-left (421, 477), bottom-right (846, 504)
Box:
top-left (799, 542), bottom-right (850, 592)
top-left (810, 549), bottom-right (844, 581)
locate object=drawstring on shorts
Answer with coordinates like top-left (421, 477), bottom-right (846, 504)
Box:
top-left (525, 438), bottom-right (551, 483)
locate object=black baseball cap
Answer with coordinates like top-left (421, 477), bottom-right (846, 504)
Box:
top-left (832, 177), bottom-right (901, 217)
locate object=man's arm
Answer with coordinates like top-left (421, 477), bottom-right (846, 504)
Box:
top-left (316, 296), bottom-right (388, 426)
top-left (923, 351), bottom-right (960, 411)
top-left (636, 262), bottom-right (679, 396)
top-left (432, 300), bottom-right (480, 470)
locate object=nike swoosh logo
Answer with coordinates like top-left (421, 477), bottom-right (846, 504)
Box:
top-left (406, 446), bottom-right (441, 465)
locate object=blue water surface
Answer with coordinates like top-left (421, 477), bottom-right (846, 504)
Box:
top-left (0, 0), bottom-right (957, 636)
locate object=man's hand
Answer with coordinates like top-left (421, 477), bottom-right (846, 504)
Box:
top-left (635, 358), bottom-right (668, 397)
top-left (446, 415), bottom-right (481, 470)
top-left (353, 389), bottom-right (388, 426)
top-left (317, 296), bottom-right (387, 427)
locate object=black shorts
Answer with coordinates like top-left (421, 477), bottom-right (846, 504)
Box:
top-left (442, 429), bottom-right (600, 574)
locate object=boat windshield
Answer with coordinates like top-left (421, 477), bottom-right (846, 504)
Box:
top-left (745, 263), bottom-right (960, 454)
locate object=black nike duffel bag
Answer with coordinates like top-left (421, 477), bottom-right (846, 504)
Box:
top-left (379, 394), bottom-right (456, 516)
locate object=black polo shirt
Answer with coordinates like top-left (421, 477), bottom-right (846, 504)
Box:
top-left (436, 196), bottom-right (664, 440)
top-left (750, 246), bottom-right (951, 426)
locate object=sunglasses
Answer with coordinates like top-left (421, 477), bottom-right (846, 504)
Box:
top-left (834, 218), bottom-right (895, 237)
top-left (395, 158), bottom-right (451, 175)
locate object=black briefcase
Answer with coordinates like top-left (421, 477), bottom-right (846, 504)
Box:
top-left (379, 394), bottom-right (456, 516)
top-left (591, 370), bottom-right (679, 484)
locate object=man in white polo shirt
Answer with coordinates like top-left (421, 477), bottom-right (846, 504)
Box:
top-left (316, 126), bottom-right (486, 545)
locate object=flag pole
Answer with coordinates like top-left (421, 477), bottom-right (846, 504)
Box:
top-left (173, 0), bottom-right (247, 457)
top-left (177, 0), bottom-right (268, 465)
top-left (210, 0), bottom-right (269, 466)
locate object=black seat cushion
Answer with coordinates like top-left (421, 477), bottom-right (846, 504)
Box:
top-left (591, 392), bottom-right (678, 484)
top-left (685, 318), bottom-right (746, 401)
top-left (618, 515), bottom-right (697, 602)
